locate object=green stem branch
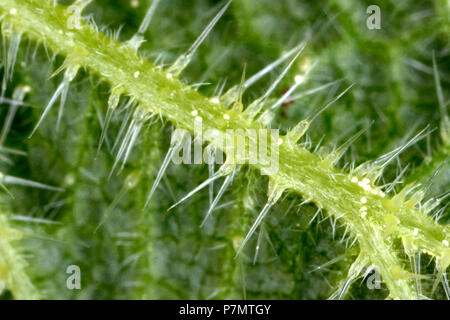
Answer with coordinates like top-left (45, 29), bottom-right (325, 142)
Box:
top-left (1, 0), bottom-right (449, 299)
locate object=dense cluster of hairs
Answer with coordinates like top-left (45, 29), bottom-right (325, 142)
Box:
top-left (0, 0), bottom-right (448, 299)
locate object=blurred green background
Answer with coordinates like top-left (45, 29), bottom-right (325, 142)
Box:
top-left (0, 0), bottom-right (449, 299)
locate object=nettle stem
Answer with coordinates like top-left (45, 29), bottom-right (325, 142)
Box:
top-left (1, 0), bottom-right (448, 299)
top-left (0, 214), bottom-right (39, 299)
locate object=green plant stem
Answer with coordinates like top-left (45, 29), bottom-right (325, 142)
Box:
top-left (0, 214), bottom-right (38, 299)
top-left (1, 0), bottom-right (449, 299)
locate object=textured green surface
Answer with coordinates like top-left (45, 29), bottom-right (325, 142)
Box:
top-left (0, 0), bottom-right (449, 299)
